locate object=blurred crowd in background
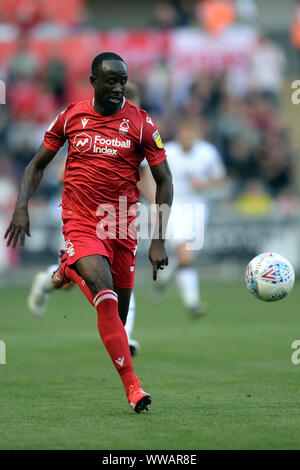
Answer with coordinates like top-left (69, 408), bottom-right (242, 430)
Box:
top-left (1, 0), bottom-right (300, 270)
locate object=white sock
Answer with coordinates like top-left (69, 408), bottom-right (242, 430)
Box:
top-left (125, 291), bottom-right (136, 341)
top-left (176, 267), bottom-right (200, 309)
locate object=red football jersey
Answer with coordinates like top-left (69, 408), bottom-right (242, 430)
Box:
top-left (43, 98), bottom-right (166, 220)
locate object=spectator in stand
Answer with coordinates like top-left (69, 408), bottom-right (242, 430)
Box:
top-left (171, 0), bottom-right (196, 26)
top-left (235, 0), bottom-right (258, 26)
top-left (8, 75), bottom-right (57, 123)
top-left (291, 0), bottom-right (300, 72)
top-left (146, 59), bottom-right (172, 115)
top-left (226, 136), bottom-right (259, 193)
top-left (151, 0), bottom-right (196, 28)
top-left (151, 2), bottom-right (178, 29)
top-left (8, 36), bottom-right (38, 83)
top-left (197, 0), bottom-right (235, 36)
top-left (45, 50), bottom-right (67, 105)
top-left (214, 95), bottom-right (260, 165)
top-left (0, 107), bottom-right (9, 148)
top-left (235, 179), bottom-right (273, 216)
top-left (0, 10), bottom-right (19, 41)
top-left (248, 93), bottom-right (276, 134)
top-left (256, 133), bottom-right (293, 197)
top-left (248, 34), bottom-right (286, 106)
top-left (12, 0), bottom-right (41, 33)
top-left (185, 72), bottom-right (225, 120)
top-left (6, 117), bottom-right (41, 178)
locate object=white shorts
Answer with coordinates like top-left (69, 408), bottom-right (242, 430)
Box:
top-left (166, 201), bottom-right (207, 251)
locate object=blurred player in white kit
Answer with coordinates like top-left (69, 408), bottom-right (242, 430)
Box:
top-left (155, 117), bottom-right (226, 316)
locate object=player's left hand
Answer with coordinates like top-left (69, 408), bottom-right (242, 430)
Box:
top-left (190, 177), bottom-right (206, 191)
top-left (149, 239), bottom-right (168, 281)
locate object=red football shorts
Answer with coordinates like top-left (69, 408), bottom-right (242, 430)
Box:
top-left (62, 218), bottom-right (138, 289)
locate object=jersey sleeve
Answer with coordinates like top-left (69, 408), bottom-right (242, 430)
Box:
top-left (43, 108), bottom-right (68, 152)
top-left (140, 112), bottom-right (167, 167)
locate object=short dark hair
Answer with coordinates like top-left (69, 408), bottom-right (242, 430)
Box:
top-left (91, 52), bottom-right (126, 76)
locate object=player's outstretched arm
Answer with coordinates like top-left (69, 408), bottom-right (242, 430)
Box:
top-left (148, 160), bottom-right (173, 281)
top-left (4, 144), bottom-right (57, 249)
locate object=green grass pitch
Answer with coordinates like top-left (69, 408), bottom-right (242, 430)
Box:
top-left (0, 280), bottom-right (300, 449)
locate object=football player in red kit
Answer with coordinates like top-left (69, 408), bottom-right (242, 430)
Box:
top-left (5, 52), bottom-right (173, 413)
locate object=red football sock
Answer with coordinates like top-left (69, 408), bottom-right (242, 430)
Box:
top-left (94, 289), bottom-right (136, 396)
top-left (65, 265), bottom-right (94, 305)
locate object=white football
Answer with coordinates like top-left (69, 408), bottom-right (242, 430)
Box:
top-left (245, 252), bottom-right (295, 302)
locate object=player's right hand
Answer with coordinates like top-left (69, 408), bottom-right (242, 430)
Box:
top-left (4, 204), bottom-right (31, 249)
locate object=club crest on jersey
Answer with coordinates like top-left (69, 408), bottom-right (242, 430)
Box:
top-left (119, 119), bottom-right (130, 134)
top-left (152, 130), bottom-right (163, 149)
top-left (73, 132), bottom-right (92, 153)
